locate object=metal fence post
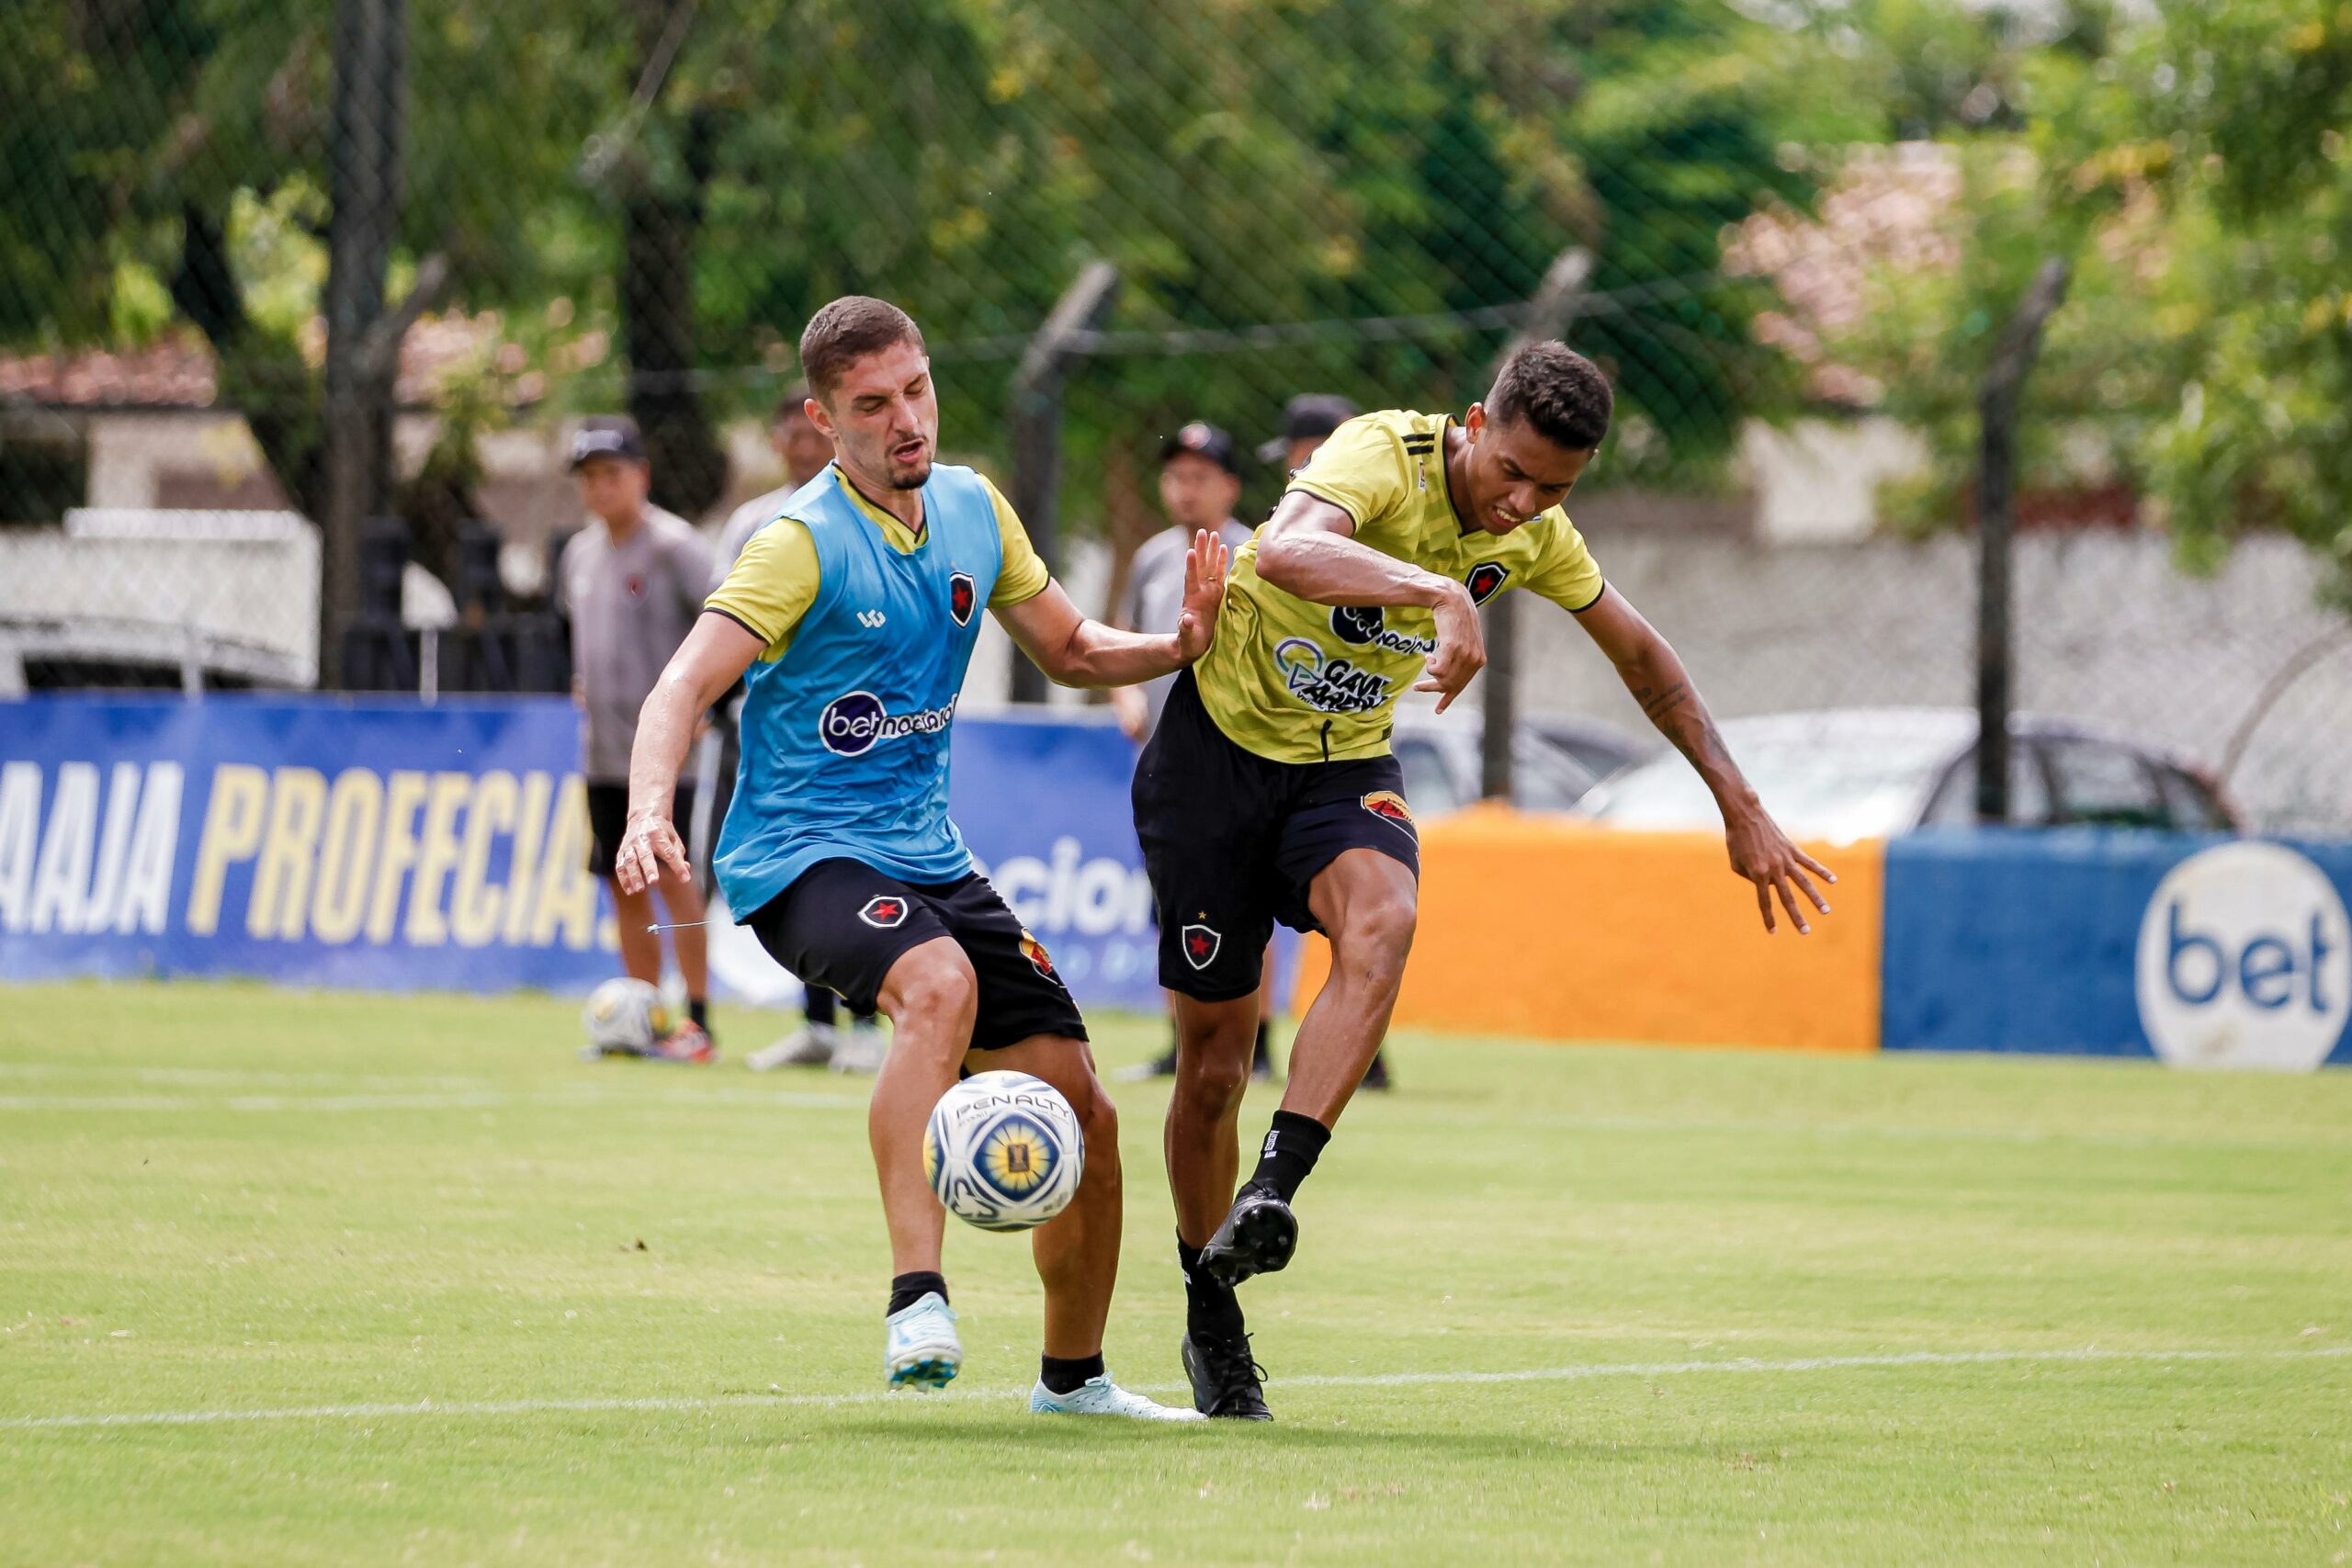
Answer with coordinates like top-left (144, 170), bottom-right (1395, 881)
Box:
top-left (1974, 257), bottom-right (2071, 822)
top-left (1480, 248), bottom-right (1592, 800)
top-left (1008, 261), bottom-right (1119, 704)
top-left (320, 0), bottom-right (406, 692)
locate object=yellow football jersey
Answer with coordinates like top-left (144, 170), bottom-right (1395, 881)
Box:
top-left (706, 466), bottom-right (1048, 661)
top-left (1191, 409), bottom-right (1605, 764)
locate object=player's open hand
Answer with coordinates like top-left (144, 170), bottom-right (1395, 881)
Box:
top-left (1724, 804), bottom-right (1836, 935)
top-left (1413, 581), bottom-right (1487, 714)
top-left (616, 810), bottom-right (692, 897)
top-left (1174, 528), bottom-right (1229, 663)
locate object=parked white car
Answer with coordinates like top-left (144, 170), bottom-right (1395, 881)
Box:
top-left (1577, 707), bottom-right (2239, 843)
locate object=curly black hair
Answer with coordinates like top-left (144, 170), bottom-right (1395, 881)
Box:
top-left (1486, 341), bottom-right (1612, 451)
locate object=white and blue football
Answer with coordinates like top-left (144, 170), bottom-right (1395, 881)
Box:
top-left (922, 1070), bottom-right (1085, 1232)
top-left (581, 976), bottom-right (669, 1053)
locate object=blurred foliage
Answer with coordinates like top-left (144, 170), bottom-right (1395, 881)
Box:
top-left (1806, 0), bottom-right (2352, 604)
top-left (11, 0), bottom-right (2348, 604)
top-left (1, 0), bottom-right (1856, 529)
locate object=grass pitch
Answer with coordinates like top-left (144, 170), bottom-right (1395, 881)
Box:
top-left (4, 983), bottom-right (2349, 1565)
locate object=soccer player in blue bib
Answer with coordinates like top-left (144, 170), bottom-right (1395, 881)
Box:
top-left (616, 298), bottom-right (1220, 1420)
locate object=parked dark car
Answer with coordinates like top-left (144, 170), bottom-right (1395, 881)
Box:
top-left (1392, 713), bottom-right (1653, 818)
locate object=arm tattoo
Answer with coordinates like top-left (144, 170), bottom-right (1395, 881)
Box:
top-left (1633, 682), bottom-right (1736, 779)
top-left (1635, 681), bottom-right (1690, 725)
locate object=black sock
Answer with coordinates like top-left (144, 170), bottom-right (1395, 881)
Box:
top-left (1248, 1110), bottom-right (1331, 1204)
top-left (1039, 1352), bottom-right (1105, 1395)
top-left (687, 998), bottom-right (709, 1032)
top-left (1252, 1019), bottom-right (1272, 1066)
top-left (806, 988), bottom-right (839, 1029)
top-left (1178, 1235), bottom-right (1245, 1338)
top-left (886, 1270), bottom-right (947, 1317)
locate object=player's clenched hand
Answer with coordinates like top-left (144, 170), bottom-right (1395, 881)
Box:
top-left (1723, 805), bottom-right (1836, 935)
top-left (1174, 528), bottom-right (1229, 663)
top-left (1413, 581), bottom-right (1487, 714)
top-left (616, 811), bottom-right (691, 897)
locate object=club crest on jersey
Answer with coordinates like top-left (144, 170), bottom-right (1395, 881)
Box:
top-left (1361, 790), bottom-right (1417, 835)
top-left (1180, 923), bottom-right (1222, 971)
top-left (948, 571), bottom-right (977, 626)
top-left (1464, 562), bottom-right (1510, 605)
top-left (859, 895), bottom-right (910, 929)
top-left (1272, 637), bottom-right (1392, 715)
top-left (1329, 604), bottom-right (1436, 657)
top-left (818, 690), bottom-right (957, 757)
top-left (1018, 928), bottom-right (1061, 983)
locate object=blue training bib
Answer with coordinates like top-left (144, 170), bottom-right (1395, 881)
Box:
top-left (715, 464), bottom-right (1004, 918)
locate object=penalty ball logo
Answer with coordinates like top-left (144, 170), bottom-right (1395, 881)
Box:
top-left (977, 1117), bottom-right (1057, 1199)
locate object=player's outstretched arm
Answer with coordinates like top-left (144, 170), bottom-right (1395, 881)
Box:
top-left (995, 529), bottom-right (1228, 688)
top-left (615, 613), bottom-right (762, 897)
top-left (1573, 587), bottom-right (1837, 935)
top-left (1255, 491), bottom-right (1486, 712)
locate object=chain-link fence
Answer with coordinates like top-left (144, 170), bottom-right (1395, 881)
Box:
top-left (2, 0), bottom-right (2347, 831)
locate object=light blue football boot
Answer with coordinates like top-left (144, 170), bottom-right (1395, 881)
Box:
top-left (884, 1292), bottom-right (961, 1391)
top-left (1029, 1371), bottom-right (1206, 1421)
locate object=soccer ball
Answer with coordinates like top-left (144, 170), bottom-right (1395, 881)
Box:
top-left (582, 977), bottom-right (671, 1054)
top-left (922, 1071), bottom-right (1085, 1233)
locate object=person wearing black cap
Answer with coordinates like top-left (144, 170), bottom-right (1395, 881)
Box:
top-left (557, 414), bottom-right (718, 1059)
top-left (1258, 393), bottom-right (1359, 477)
top-left (1109, 424), bottom-right (1257, 745)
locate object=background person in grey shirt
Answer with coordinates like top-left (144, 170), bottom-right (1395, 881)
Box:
top-left (711, 382), bottom-right (834, 576)
top-left (1108, 423), bottom-right (1258, 744)
top-left (557, 415), bottom-right (717, 1052)
top-left (707, 387), bottom-right (885, 1073)
top-left (1108, 423), bottom-right (1271, 1083)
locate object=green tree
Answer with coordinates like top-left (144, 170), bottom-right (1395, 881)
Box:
top-left (0, 0), bottom-right (616, 522)
top-left (6, 0), bottom-right (1870, 550)
top-left (1803, 0), bottom-right (2352, 604)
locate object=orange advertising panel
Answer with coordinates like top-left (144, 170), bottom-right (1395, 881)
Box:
top-left (1292, 807), bottom-right (1883, 1053)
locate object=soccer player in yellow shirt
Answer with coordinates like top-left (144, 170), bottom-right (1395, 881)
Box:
top-left (1135, 342), bottom-right (1834, 1419)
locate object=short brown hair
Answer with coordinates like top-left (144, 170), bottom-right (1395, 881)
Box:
top-left (798, 298), bottom-right (925, 401)
top-left (774, 381), bottom-right (813, 423)
top-left (1487, 341), bottom-right (1613, 451)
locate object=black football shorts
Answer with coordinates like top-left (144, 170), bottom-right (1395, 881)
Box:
top-left (1133, 670), bottom-right (1420, 1002)
top-left (586, 782), bottom-right (695, 880)
top-left (742, 858), bottom-right (1087, 1052)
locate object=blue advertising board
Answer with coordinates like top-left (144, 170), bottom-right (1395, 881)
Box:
top-left (1882, 829), bottom-right (2352, 1067)
top-left (0, 695), bottom-right (1164, 1010)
